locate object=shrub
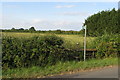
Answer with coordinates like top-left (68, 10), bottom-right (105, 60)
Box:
top-left (93, 34), bottom-right (119, 58)
top-left (2, 35), bottom-right (64, 69)
top-left (42, 35), bottom-right (64, 46)
top-left (2, 35), bottom-right (83, 70)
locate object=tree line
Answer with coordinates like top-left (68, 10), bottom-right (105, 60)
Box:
top-left (2, 8), bottom-right (119, 36)
top-left (2, 27), bottom-right (84, 35)
top-left (84, 8), bottom-right (119, 36)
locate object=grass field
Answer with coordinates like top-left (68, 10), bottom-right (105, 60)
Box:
top-left (2, 58), bottom-right (118, 78)
top-left (2, 32), bottom-right (96, 49)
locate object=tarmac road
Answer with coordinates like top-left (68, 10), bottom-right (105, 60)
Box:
top-left (47, 66), bottom-right (118, 78)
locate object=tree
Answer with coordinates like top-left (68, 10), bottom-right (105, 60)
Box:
top-left (29, 27), bottom-right (36, 32)
top-left (11, 28), bottom-right (15, 30)
top-left (84, 8), bottom-right (119, 36)
top-left (56, 29), bottom-right (62, 34)
top-left (19, 28), bottom-right (24, 31)
top-left (11, 28), bottom-right (16, 32)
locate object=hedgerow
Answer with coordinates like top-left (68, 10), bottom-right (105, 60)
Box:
top-left (93, 34), bottom-right (119, 58)
top-left (2, 35), bottom-right (83, 70)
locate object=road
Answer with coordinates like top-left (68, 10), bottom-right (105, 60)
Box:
top-left (47, 66), bottom-right (118, 78)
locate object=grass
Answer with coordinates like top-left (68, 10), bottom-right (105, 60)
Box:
top-left (58, 34), bottom-right (95, 49)
top-left (2, 32), bottom-right (96, 49)
top-left (2, 57), bottom-right (118, 78)
top-left (2, 32), bottom-right (118, 78)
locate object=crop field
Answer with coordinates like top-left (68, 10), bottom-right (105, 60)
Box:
top-left (2, 32), bottom-right (96, 49)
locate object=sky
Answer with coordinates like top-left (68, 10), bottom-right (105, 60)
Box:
top-left (1, 2), bottom-right (118, 31)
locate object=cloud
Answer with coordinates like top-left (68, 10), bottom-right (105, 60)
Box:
top-left (56, 5), bottom-right (76, 8)
top-left (36, 21), bottom-right (82, 31)
top-left (2, 19), bottom-right (83, 31)
top-left (59, 12), bottom-right (90, 16)
top-left (30, 20), bottom-right (83, 31)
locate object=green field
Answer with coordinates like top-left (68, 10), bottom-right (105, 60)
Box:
top-left (2, 32), bottom-right (96, 49)
top-left (2, 32), bottom-right (118, 78)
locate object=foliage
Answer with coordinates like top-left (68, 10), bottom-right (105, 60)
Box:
top-left (2, 58), bottom-right (118, 78)
top-left (2, 35), bottom-right (83, 70)
top-left (29, 27), bottom-right (36, 32)
top-left (93, 34), bottom-right (119, 58)
top-left (2, 32), bottom-right (119, 70)
top-left (2, 32), bottom-right (95, 49)
top-left (84, 8), bottom-right (119, 36)
top-left (1, 28), bottom-right (83, 35)
top-left (42, 35), bottom-right (64, 46)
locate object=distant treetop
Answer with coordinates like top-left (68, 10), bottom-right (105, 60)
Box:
top-left (29, 27), bottom-right (36, 31)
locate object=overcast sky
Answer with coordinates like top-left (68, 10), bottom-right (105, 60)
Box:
top-left (1, 2), bottom-right (118, 31)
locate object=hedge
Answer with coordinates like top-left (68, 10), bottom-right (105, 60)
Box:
top-left (2, 35), bottom-right (83, 70)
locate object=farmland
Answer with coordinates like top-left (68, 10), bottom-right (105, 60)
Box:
top-left (2, 32), bottom-right (118, 78)
top-left (2, 32), bottom-right (95, 49)
top-left (1, 2), bottom-right (120, 78)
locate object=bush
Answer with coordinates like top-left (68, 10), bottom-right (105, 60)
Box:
top-left (2, 35), bottom-right (63, 69)
top-left (42, 35), bottom-right (64, 46)
top-left (2, 35), bottom-right (83, 70)
top-left (93, 34), bottom-right (119, 58)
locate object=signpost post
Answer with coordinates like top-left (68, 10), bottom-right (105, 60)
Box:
top-left (84, 26), bottom-right (86, 61)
